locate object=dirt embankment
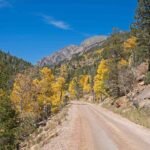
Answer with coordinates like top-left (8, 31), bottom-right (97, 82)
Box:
top-left (20, 105), bottom-right (69, 150)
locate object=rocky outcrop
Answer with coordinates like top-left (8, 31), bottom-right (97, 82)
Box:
top-left (38, 36), bottom-right (107, 66)
top-left (135, 63), bottom-right (148, 82)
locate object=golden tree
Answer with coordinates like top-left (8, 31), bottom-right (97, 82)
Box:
top-left (37, 67), bottom-right (54, 106)
top-left (79, 75), bottom-right (91, 94)
top-left (68, 77), bottom-right (82, 99)
top-left (94, 59), bottom-right (109, 98)
top-left (11, 73), bottom-right (33, 113)
top-left (60, 64), bottom-right (68, 78)
top-left (68, 78), bottom-right (77, 98)
top-left (123, 36), bottom-right (137, 66)
top-left (118, 58), bottom-right (128, 69)
top-left (52, 77), bottom-right (65, 107)
top-left (124, 36), bottom-right (137, 50)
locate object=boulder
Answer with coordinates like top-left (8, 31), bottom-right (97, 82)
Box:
top-left (138, 99), bottom-right (150, 109)
top-left (135, 63), bottom-right (148, 80)
top-left (139, 81), bottom-right (145, 86)
top-left (135, 86), bottom-right (150, 101)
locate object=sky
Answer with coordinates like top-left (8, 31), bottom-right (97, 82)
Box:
top-left (0, 0), bottom-right (137, 64)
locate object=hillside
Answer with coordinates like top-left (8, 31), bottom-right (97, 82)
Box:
top-left (53, 32), bottom-right (129, 81)
top-left (0, 50), bottom-right (32, 90)
top-left (38, 36), bottom-right (107, 67)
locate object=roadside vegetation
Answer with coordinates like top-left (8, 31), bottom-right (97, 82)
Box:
top-left (103, 97), bottom-right (150, 129)
top-left (0, 0), bottom-right (150, 149)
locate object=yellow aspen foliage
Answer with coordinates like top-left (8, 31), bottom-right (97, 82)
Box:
top-left (40, 67), bottom-right (54, 81)
top-left (68, 78), bottom-right (77, 98)
top-left (79, 75), bottom-right (91, 94)
top-left (94, 59), bottom-right (109, 96)
top-left (96, 48), bottom-right (104, 55)
top-left (32, 78), bottom-right (40, 89)
top-left (60, 65), bottom-right (68, 78)
top-left (123, 36), bottom-right (137, 50)
top-left (37, 67), bottom-right (54, 106)
top-left (124, 36), bottom-right (137, 66)
top-left (52, 77), bottom-right (65, 106)
top-left (53, 77), bottom-right (65, 92)
top-left (118, 59), bottom-right (128, 68)
top-left (11, 73), bottom-right (33, 113)
top-left (11, 66), bottom-right (66, 115)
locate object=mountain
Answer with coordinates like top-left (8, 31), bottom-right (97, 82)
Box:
top-left (38, 36), bottom-right (107, 66)
top-left (0, 50), bottom-right (32, 90)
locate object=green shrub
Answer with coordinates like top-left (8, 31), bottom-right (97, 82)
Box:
top-left (17, 113), bottom-right (37, 141)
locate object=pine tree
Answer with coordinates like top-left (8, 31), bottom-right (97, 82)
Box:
top-left (135, 0), bottom-right (150, 71)
top-left (105, 32), bottom-right (124, 97)
top-left (0, 90), bottom-right (19, 149)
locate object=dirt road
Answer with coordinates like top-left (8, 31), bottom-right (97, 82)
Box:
top-left (42, 101), bottom-right (150, 150)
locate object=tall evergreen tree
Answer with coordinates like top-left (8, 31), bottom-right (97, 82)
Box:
top-left (135, 0), bottom-right (150, 71)
top-left (0, 93), bottom-right (19, 150)
top-left (103, 32), bottom-right (124, 97)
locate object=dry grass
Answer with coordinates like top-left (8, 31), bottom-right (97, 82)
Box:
top-left (103, 101), bottom-right (150, 128)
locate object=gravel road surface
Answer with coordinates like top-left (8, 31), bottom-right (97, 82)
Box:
top-left (42, 101), bottom-right (150, 150)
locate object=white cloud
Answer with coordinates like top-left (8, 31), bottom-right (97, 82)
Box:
top-left (39, 14), bottom-right (89, 37)
top-left (0, 0), bottom-right (11, 8)
top-left (42, 15), bottom-right (71, 30)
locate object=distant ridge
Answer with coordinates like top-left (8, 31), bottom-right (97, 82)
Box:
top-left (38, 35), bottom-right (107, 66)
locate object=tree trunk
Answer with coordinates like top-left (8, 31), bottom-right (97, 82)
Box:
top-left (92, 89), bottom-right (95, 102)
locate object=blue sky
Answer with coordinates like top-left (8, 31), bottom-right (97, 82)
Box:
top-left (0, 0), bottom-right (137, 64)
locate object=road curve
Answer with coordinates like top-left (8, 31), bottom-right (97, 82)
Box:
top-left (42, 101), bottom-right (150, 150)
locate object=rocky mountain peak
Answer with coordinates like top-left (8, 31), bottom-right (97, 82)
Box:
top-left (38, 35), bottom-right (107, 67)
top-left (81, 36), bottom-right (107, 47)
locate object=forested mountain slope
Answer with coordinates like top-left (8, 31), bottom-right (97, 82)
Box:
top-left (0, 50), bottom-right (32, 149)
top-left (38, 36), bottom-right (107, 67)
top-left (0, 50), bottom-right (32, 90)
